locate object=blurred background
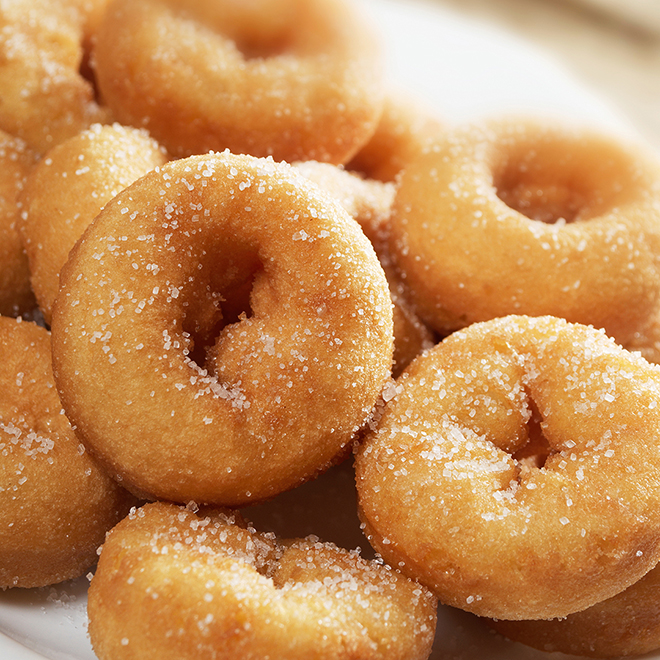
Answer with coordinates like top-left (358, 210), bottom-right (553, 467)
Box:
top-left (433, 0), bottom-right (660, 151)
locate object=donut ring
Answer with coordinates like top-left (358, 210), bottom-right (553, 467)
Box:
top-left (94, 0), bottom-right (383, 163)
top-left (20, 123), bottom-right (167, 323)
top-left (88, 501), bottom-right (437, 660)
top-left (51, 152), bottom-right (393, 507)
top-left (0, 130), bottom-right (37, 317)
top-left (0, 316), bottom-right (135, 588)
top-left (388, 120), bottom-right (660, 343)
top-left (0, 0), bottom-right (110, 153)
top-left (355, 315), bottom-right (660, 620)
top-left (489, 561), bottom-right (660, 657)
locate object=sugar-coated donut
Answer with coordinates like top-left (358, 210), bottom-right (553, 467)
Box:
top-left (0, 0), bottom-right (110, 153)
top-left (489, 562), bottom-right (660, 657)
top-left (0, 130), bottom-right (37, 317)
top-left (20, 123), bottom-right (167, 323)
top-left (0, 316), bottom-right (136, 588)
top-left (355, 315), bottom-right (660, 621)
top-left (94, 0), bottom-right (383, 163)
top-left (347, 94), bottom-right (443, 183)
top-left (388, 120), bottom-right (660, 344)
top-left (51, 151), bottom-right (393, 507)
top-left (88, 502), bottom-right (437, 660)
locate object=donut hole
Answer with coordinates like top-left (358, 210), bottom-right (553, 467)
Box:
top-left (494, 156), bottom-right (588, 225)
top-left (496, 179), bottom-right (586, 225)
top-left (179, 244), bottom-right (263, 367)
top-left (176, 1), bottom-right (301, 60)
top-left (492, 136), bottom-right (644, 225)
top-left (230, 28), bottom-right (296, 60)
top-left (512, 400), bottom-right (553, 473)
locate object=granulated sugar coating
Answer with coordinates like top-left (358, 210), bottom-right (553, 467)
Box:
top-left (88, 501), bottom-right (437, 660)
top-left (0, 316), bottom-right (136, 588)
top-left (20, 122), bottom-right (168, 323)
top-left (388, 119), bottom-right (660, 345)
top-left (355, 315), bottom-right (660, 621)
top-left (50, 151), bottom-right (394, 507)
top-left (93, 0), bottom-right (383, 163)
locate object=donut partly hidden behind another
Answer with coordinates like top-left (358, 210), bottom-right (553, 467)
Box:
top-left (388, 120), bottom-right (660, 345)
top-left (355, 315), bottom-right (660, 621)
top-left (88, 501), bottom-right (437, 660)
top-left (93, 0), bottom-right (384, 163)
top-left (51, 151), bottom-right (394, 507)
top-left (19, 123), bottom-right (168, 323)
top-left (0, 0), bottom-right (111, 153)
top-left (0, 316), bottom-right (136, 589)
top-left (0, 130), bottom-right (37, 318)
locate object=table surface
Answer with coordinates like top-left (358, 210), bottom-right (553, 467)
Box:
top-left (433, 0), bottom-right (660, 152)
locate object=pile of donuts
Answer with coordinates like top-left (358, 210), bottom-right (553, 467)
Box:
top-left (4, 0), bottom-right (660, 658)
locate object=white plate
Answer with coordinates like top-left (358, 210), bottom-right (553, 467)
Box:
top-left (0, 1), bottom-right (647, 659)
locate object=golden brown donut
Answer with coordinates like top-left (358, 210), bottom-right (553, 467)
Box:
top-left (0, 130), bottom-right (37, 317)
top-left (0, 0), bottom-right (110, 153)
top-left (0, 316), bottom-right (136, 588)
top-left (489, 561), bottom-right (660, 657)
top-left (88, 501), bottom-right (437, 660)
top-left (388, 120), bottom-right (660, 344)
top-left (20, 123), bottom-right (167, 323)
top-left (94, 0), bottom-right (383, 163)
top-left (355, 315), bottom-right (660, 621)
top-left (347, 94), bottom-right (444, 183)
top-left (51, 152), bottom-right (393, 507)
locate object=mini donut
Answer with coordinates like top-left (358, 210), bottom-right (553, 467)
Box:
top-left (51, 151), bottom-right (393, 507)
top-left (93, 0), bottom-right (383, 163)
top-left (88, 501), bottom-right (437, 660)
top-left (292, 160), bottom-right (434, 375)
top-left (388, 120), bottom-right (660, 344)
top-left (488, 561), bottom-right (660, 657)
top-left (0, 130), bottom-right (37, 317)
top-left (347, 94), bottom-right (444, 183)
top-left (355, 315), bottom-right (660, 621)
top-left (0, 316), bottom-right (136, 589)
top-left (20, 123), bottom-right (168, 323)
top-left (0, 0), bottom-right (110, 153)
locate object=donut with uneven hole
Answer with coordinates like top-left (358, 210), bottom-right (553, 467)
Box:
top-left (20, 123), bottom-right (167, 323)
top-left (51, 152), bottom-right (393, 507)
top-left (88, 501), bottom-right (437, 660)
top-left (0, 316), bottom-right (135, 588)
top-left (355, 315), bottom-right (660, 620)
top-left (388, 120), bottom-right (660, 343)
top-left (94, 0), bottom-right (383, 162)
